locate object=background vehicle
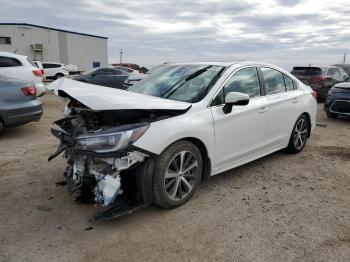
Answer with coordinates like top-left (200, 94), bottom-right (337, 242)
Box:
top-left (324, 82), bottom-right (350, 118)
top-left (112, 63), bottom-right (148, 74)
top-left (291, 66), bottom-right (348, 100)
top-left (50, 61), bottom-right (317, 219)
top-left (40, 62), bottom-right (69, 80)
top-left (0, 74), bottom-right (42, 133)
top-left (0, 52), bottom-right (45, 96)
top-left (333, 64), bottom-right (350, 75)
top-left (112, 66), bottom-right (140, 75)
top-left (72, 67), bottom-right (131, 89)
top-left (123, 63), bottom-right (166, 89)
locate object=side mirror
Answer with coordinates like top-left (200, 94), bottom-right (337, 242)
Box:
top-left (223, 92), bottom-right (250, 114)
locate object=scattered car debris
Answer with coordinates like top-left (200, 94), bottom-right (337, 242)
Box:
top-left (84, 226), bottom-right (93, 231)
top-left (316, 123), bottom-right (327, 127)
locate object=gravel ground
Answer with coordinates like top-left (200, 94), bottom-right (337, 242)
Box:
top-left (0, 93), bottom-right (349, 262)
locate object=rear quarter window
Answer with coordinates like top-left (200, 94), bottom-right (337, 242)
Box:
top-left (0, 56), bottom-right (22, 67)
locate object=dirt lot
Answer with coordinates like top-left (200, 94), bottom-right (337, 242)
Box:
top-left (0, 93), bottom-right (349, 262)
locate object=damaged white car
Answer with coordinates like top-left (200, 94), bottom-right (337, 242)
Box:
top-left (49, 62), bottom-right (317, 219)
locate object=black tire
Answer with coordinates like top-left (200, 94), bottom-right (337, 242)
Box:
top-left (286, 114), bottom-right (310, 154)
top-left (0, 120), bottom-right (3, 134)
top-left (55, 73), bottom-right (64, 80)
top-left (152, 140), bottom-right (203, 209)
top-left (326, 111), bottom-right (338, 119)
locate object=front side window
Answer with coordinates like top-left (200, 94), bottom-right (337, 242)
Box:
top-left (223, 67), bottom-right (261, 98)
top-left (261, 67), bottom-right (286, 95)
top-left (129, 65), bottom-right (224, 103)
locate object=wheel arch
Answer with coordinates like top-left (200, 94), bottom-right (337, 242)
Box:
top-left (164, 137), bottom-right (212, 181)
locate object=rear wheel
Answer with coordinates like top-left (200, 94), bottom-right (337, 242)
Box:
top-left (326, 111), bottom-right (338, 119)
top-left (287, 114), bottom-right (309, 154)
top-left (152, 140), bottom-right (203, 209)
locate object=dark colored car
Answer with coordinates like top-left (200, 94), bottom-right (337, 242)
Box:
top-left (324, 82), bottom-right (350, 118)
top-left (72, 68), bottom-right (130, 89)
top-left (332, 64), bottom-right (350, 75)
top-left (112, 63), bottom-right (149, 74)
top-left (291, 66), bottom-right (348, 100)
top-left (0, 75), bottom-right (43, 133)
top-left (123, 64), bottom-right (167, 89)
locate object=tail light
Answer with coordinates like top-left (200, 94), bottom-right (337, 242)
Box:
top-left (310, 76), bottom-right (325, 82)
top-left (41, 69), bottom-right (44, 75)
top-left (32, 69), bottom-right (43, 77)
top-left (311, 90), bottom-right (317, 100)
top-left (21, 85), bottom-right (36, 96)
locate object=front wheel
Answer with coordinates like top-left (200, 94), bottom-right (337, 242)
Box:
top-left (152, 140), bottom-right (203, 209)
top-left (286, 114), bottom-right (310, 154)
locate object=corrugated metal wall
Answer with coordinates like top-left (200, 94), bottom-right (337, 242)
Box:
top-left (0, 25), bottom-right (107, 71)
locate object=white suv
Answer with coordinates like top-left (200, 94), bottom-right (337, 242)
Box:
top-left (41, 62), bottom-right (69, 80)
top-left (0, 52), bottom-right (45, 96)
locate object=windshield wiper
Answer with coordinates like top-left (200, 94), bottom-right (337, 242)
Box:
top-left (160, 66), bottom-right (212, 98)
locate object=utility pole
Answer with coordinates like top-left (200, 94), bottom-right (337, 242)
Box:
top-left (120, 49), bottom-right (123, 64)
top-left (343, 53), bottom-right (346, 64)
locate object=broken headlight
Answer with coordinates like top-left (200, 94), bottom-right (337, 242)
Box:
top-left (74, 125), bottom-right (149, 153)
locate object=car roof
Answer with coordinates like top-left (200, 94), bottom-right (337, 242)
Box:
top-left (42, 62), bottom-right (63, 64)
top-left (165, 61), bottom-right (286, 67)
top-left (0, 51), bottom-right (27, 59)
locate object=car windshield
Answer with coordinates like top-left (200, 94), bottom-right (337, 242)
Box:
top-left (128, 64), bottom-right (225, 103)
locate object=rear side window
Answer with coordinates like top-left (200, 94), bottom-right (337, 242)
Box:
top-left (42, 63), bottom-right (61, 69)
top-left (261, 67), bottom-right (286, 95)
top-left (291, 67), bottom-right (322, 76)
top-left (0, 56), bottom-right (22, 67)
top-left (283, 75), bottom-right (295, 91)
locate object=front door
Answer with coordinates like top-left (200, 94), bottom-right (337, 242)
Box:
top-left (210, 67), bottom-right (268, 172)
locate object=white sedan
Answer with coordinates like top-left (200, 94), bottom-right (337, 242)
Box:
top-left (49, 61), bottom-right (317, 219)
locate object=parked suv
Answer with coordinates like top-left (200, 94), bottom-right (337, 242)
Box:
top-left (291, 66), bottom-right (348, 100)
top-left (0, 52), bottom-right (45, 96)
top-left (40, 62), bottom-right (69, 80)
top-left (332, 64), bottom-right (350, 75)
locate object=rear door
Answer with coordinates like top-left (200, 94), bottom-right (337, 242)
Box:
top-left (42, 63), bottom-right (60, 78)
top-left (260, 67), bottom-right (303, 146)
top-left (90, 68), bottom-right (117, 87)
top-left (210, 66), bottom-right (268, 170)
top-left (114, 69), bottom-right (130, 89)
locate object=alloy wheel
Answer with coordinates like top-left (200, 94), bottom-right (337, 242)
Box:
top-left (294, 118), bottom-right (308, 150)
top-left (164, 151), bottom-right (199, 201)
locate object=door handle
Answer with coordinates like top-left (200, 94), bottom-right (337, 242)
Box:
top-left (258, 106), bottom-right (267, 113)
top-left (292, 98), bottom-right (299, 103)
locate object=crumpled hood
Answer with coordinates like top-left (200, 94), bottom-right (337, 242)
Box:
top-left (48, 78), bottom-right (192, 111)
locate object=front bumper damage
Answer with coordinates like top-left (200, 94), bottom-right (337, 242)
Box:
top-left (49, 118), bottom-right (155, 220)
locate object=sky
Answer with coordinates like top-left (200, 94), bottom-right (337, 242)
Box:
top-left (1, 0), bottom-right (350, 70)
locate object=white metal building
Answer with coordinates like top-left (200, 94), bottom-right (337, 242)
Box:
top-left (0, 23), bottom-right (108, 71)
